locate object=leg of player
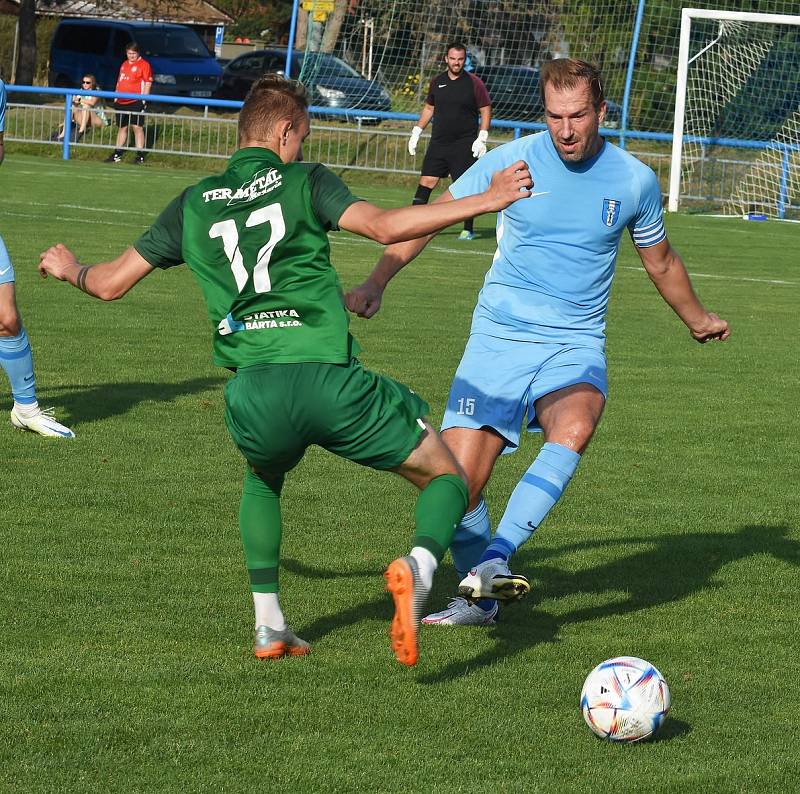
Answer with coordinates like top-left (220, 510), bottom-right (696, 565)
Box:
top-left (385, 422), bottom-right (468, 665)
top-left (422, 426), bottom-right (509, 625)
top-left (461, 384), bottom-right (605, 599)
top-left (412, 175), bottom-right (439, 206)
top-left (0, 249), bottom-right (74, 439)
top-left (239, 467), bottom-right (310, 660)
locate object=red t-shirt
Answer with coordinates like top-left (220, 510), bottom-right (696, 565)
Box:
top-left (115, 57), bottom-right (153, 105)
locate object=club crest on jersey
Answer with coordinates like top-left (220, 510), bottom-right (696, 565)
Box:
top-left (602, 198), bottom-right (621, 227)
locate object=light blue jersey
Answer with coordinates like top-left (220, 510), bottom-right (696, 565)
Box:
top-left (450, 131), bottom-right (665, 349)
top-left (0, 78), bottom-right (6, 132)
top-left (0, 80), bottom-right (12, 285)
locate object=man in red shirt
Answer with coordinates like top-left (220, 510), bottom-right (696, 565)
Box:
top-left (106, 42), bottom-right (152, 164)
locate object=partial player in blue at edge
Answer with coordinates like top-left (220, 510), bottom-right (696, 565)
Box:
top-left (347, 58), bottom-right (730, 626)
top-left (0, 76), bottom-right (74, 437)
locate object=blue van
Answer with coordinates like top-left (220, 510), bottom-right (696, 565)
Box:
top-left (49, 19), bottom-right (222, 99)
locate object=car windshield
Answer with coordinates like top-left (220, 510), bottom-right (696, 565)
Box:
top-left (135, 29), bottom-right (210, 58)
top-left (295, 52), bottom-right (362, 81)
top-left (481, 69), bottom-right (538, 91)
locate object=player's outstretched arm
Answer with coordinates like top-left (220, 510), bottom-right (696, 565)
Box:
top-left (339, 160), bottom-right (530, 247)
top-left (636, 239), bottom-right (730, 343)
top-left (345, 189), bottom-right (458, 319)
top-left (39, 244), bottom-right (154, 301)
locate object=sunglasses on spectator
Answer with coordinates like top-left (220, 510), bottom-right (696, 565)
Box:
top-left (82, 80), bottom-right (92, 85)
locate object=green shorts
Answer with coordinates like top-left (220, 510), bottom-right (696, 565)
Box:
top-left (224, 359), bottom-right (430, 475)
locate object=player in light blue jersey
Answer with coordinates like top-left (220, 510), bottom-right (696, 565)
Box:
top-left (0, 77), bottom-right (74, 437)
top-left (347, 58), bottom-right (729, 626)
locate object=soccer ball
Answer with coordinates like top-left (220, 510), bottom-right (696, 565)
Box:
top-left (580, 656), bottom-right (671, 742)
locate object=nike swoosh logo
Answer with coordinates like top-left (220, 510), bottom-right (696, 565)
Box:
top-left (530, 191), bottom-right (550, 198)
top-left (0, 266), bottom-right (11, 276)
top-left (24, 375), bottom-right (34, 382)
top-left (438, 84), bottom-right (447, 88)
top-left (527, 521), bottom-right (537, 529)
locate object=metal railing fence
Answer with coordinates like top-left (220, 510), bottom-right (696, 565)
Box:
top-left (3, 85), bottom-right (798, 215)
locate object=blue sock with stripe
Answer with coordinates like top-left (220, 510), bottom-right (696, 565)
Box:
top-left (0, 329), bottom-right (37, 404)
top-left (483, 442), bottom-right (582, 557)
top-left (450, 497), bottom-right (491, 577)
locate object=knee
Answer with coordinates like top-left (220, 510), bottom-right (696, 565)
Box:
top-left (0, 304), bottom-right (21, 336)
top-left (549, 418), bottom-right (597, 454)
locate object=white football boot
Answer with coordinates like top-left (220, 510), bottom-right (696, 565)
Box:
top-left (458, 559), bottom-right (530, 601)
top-left (253, 625), bottom-right (311, 659)
top-left (422, 597), bottom-right (498, 626)
top-left (10, 406), bottom-right (75, 438)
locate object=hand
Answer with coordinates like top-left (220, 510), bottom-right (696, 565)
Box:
top-left (472, 130), bottom-right (489, 158)
top-left (484, 160), bottom-right (533, 211)
top-left (39, 243), bottom-right (79, 281)
top-left (345, 278), bottom-right (385, 319)
top-left (408, 126), bottom-right (423, 156)
top-left (690, 312), bottom-right (730, 343)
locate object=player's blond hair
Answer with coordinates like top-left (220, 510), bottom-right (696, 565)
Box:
top-left (239, 74), bottom-right (309, 144)
top-left (539, 59), bottom-right (605, 110)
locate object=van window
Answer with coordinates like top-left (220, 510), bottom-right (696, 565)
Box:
top-left (54, 24), bottom-right (111, 56)
top-left (135, 28), bottom-right (210, 58)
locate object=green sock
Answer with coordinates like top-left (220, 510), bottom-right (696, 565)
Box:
top-left (413, 474), bottom-right (468, 562)
top-left (239, 468), bottom-right (284, 594)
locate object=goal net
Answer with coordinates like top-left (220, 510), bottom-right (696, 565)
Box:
top-left (668, 8), bottom-right (800, 219)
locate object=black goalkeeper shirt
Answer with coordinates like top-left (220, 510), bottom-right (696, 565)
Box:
top-left (425, 70), bottom-right (491, 144)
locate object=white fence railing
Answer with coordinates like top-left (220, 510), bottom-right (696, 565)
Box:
top-left (4, 85), bottom-right (797, 214)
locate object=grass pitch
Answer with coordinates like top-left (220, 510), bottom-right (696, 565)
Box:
top-left (1, 154), bottom-right (798, 792)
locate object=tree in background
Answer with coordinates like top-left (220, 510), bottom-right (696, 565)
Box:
top-left (14, 0), bottom-right (36, 85)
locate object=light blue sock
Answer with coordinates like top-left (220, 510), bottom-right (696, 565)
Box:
top-left (489, 441), bottom-right (581, 553)
top-left (450, 497), bottom-right (491, 577)
top-left (0, 329), bottom-right (37, 404)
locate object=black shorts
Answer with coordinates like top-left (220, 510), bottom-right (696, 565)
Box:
top-left (421, 138), bottom-right (475, 180)
top-left (114, 100), bottom-right (146, 128)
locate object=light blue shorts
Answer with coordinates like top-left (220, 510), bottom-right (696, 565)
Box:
top-left (441, 333), bottom-right (608, 454)
top-left (0, 234), bottom-right (14, 285)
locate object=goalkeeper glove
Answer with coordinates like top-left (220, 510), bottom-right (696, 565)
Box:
top-left (471, 130), bottom-right (489, 158)
top-left (408, 125), bottom-right (423, 156)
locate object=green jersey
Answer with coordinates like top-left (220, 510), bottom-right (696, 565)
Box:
top-left (135, 148), bottom-right (362, 369)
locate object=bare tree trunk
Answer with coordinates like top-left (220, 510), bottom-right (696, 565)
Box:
top-left (321, 0), bottom-right (348, 54)
top-left (295, 9), bottom-right (308, 48)
top-left (15, 0), bottom-right (36, 85)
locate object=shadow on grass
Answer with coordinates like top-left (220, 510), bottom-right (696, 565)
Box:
top-left (651, 718), bottom-right (692, 742)
top-left (286, 525), bottom-right (798, 684)
top-left (39, 376), bottom-right (223, 425)
top-left (282, 559), bottom-right (380, 580)
top-left (418, 524), bottom-right (799, 684)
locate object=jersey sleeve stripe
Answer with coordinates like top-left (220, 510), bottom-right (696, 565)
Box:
top-left (632, 220), bottom-right (666, 247)
top-left (634, 218), bottom-right (663, 232)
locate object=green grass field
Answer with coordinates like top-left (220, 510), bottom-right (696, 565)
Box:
top-left (1, 154), bottom-right (798, 792)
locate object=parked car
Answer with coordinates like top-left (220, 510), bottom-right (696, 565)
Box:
top-left (217, 48), bottom-right (392, 123)
top-left (472, 64), bottom-right (621, 127)
top-left (473, 65), bottom-right (543, 122)
top-left (49, 19), bottom-right (222, 101)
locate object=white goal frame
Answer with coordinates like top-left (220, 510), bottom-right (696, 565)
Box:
top-left (667, 7), bottom-right (800, 213)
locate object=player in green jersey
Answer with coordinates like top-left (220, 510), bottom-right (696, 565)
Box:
top-left (38, 75), bottom-right (532, 666)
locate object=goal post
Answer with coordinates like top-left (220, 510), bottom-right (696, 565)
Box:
top-left (668, 8), bottom-right (800, 216)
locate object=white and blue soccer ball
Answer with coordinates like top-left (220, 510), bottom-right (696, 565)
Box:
top-left (580, 656), bottom-right (671, 742)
